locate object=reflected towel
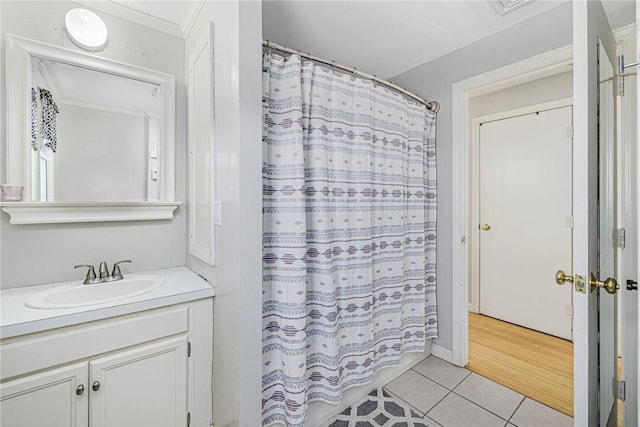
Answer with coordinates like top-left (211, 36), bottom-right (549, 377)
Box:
top-left (31, 87), bottom-right (59, 152)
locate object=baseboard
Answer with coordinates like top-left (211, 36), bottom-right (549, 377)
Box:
top-left (430, 343), bottom-right (454, 364)
top-left (306, 345), bottom-right (432, 427)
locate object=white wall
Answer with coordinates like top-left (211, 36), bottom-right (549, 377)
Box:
top-left (54, 104), bottom-right (147, 202)
top-left (185, 1), bottom-right (263, 426)
top-left (0, 1), bottom-right (187, 288)
top-left (468, 71), bottom-right (572, 119)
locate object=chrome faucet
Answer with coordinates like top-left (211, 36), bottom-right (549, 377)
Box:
top-left (104, 260), bottom-right (132, 282)
top-left (98, 261), bottom-right (109, 280)
top-left (74, 264), bottom-right (102, 285)
top-left (75, 260), bottom-right (132, 284)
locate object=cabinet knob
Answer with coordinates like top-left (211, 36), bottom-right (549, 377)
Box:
top-left (76, 384), bottom-right (85, 395)
top-left (92, 381), bottom-right (101, 392)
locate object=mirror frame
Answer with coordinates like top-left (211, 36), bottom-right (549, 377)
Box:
top-left (2, 35), bottom-right (179, 224)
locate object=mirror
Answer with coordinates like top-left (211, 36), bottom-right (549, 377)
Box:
top-left (4, 35), bottom-right (178, 223)
top-left (32, 58), bottom-right (161, 202)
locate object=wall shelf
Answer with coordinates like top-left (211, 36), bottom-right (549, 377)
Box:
top-left (1, 202), bottom-right (181, 224)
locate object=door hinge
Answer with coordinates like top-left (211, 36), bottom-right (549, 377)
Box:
top-left (187, 412), bottom-right (191, 427)
top-left (566, 216), bottom-right (574, 228)
top-left (188, 342), bottom-right (191, 358)
top-left (613, 228), bottom-right (626, 249)
top-left (569, 126), bottom-right (574, 139)
top-left (614, 379), bottom-right (626, 401)
top-left (565, 305), bottom-right (573, 318)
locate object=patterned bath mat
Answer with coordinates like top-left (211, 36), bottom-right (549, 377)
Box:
top-left (325, 387), bottom-right (431, 427)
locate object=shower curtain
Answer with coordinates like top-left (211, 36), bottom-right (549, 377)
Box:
top-left (262, 52), bottom-right (437, 426)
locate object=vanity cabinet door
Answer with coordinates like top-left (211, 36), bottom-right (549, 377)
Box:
top-left (89, 335), bottom-right (188, 427)
top-left (0, 362), bottom-right (89, 427)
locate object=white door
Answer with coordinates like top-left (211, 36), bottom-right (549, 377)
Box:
top-left (597, 36), bottom-right (618, 427)
top-left (619, 10), bottom-right (639, 425)
top-left (89, 335), bottom-right (188, 427)
top-left (571, 1), bottom-right (620, 425)
top-left (0, 362), bottom-right (89, 427)
top-left (625, 7), bottom-right (640, 424)
top-left (479, 106), bottom-right (573, 340)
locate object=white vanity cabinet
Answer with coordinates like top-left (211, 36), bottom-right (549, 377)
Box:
top-left (1, 297), bottom-right (213, 427)
top-left (1, 362), bottom-right (89, 426)
top-left (89, 335), bottom-right (188, 427)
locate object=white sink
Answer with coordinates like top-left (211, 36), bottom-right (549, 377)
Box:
top-left (25, 275), bottom-right (164, 309)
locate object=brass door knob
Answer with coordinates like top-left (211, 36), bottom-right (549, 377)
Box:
top-left (555, 270), bottom-right (574, 285)
top-left (590, 273), bottom-right (619, 294)
top-left (481, 224), bottom-right (491, 231)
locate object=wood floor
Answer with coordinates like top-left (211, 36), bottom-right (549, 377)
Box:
top-left (467, 312), bottom-right (574, 417)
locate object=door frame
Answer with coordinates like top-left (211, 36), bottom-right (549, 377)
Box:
top-left (634, 7), bottom-right (639, 425)
top-left (618, 20), bottom-right (638, 426)
top-left (469, 98), bottom-right (573, 321)
top-left (451, 22), bottom-right (636, 420)
top-left (451, 45), bottom-right (573, 368)
top-left (451, 25), bottom-right (635, 367)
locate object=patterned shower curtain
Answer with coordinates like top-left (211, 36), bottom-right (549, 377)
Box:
top-left (262, 52), bottom-right (437, 426)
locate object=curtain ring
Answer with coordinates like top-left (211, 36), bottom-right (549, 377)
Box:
top-left (264, 40), bottom-right (272, 56)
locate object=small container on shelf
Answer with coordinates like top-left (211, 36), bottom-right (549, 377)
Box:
top-left (0, 185), bottom-right (24, 201)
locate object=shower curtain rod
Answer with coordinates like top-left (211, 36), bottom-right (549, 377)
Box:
top-left (263, 41), bottom-right (440, 113)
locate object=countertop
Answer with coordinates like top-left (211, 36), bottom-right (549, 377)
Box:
top-left (0, 266), bottom-right (215, 339)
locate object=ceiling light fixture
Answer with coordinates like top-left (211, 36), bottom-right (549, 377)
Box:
top-left (488, 0), bottom-right (535, 15)
top-left (65, 8), bottom-right (108, 52)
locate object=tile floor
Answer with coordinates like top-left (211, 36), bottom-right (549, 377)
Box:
top-left (325, 355), bottom-right (573, 427)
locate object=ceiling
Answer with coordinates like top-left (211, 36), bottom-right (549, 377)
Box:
top-left (110, 0), bottom-right (201, 25)
top-left (262, 0), bottom-right (568, 79)
top-left (104, 0), bottom-right (635, 79)
top-left (35, 58), bottom-right (161, 113)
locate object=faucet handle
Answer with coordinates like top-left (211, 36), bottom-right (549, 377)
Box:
top-left (74, 264), bottom-right (97, 284)
top-left (110, 260), bottom-right (132, 281)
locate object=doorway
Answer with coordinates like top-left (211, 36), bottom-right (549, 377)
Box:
top-left (466, 82), bottom-right (575, 415)
top-left (451, 23), bottom-right (638, 426)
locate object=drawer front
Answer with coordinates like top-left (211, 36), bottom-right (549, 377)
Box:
top-left (1, 305), bottom-right (189, 380)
